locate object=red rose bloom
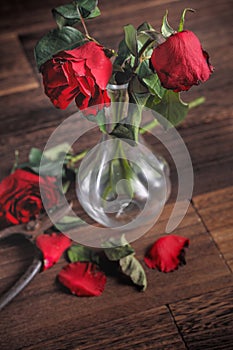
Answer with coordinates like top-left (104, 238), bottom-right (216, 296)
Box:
top-left (58, 262), bottom-right (106, 297)
top-left (36, 233), bottom-right (71, 270)
top-left (0, 169), bottom-right (59, 225)
top-left (151, 30), bottom-right (213, 92)
top-left (144, 235), bottom-right (189, 272)
top-left (41, 41), bottom-right (112, 115)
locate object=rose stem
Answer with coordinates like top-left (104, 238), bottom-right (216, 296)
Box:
top-left (76, 6), bottom-right (90, 38)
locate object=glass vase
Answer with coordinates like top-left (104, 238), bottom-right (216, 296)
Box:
top-left (76, 83), bottom-right (171, 231)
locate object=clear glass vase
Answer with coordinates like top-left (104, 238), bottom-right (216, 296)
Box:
top-left (76, 83), bottom-right (171, 231)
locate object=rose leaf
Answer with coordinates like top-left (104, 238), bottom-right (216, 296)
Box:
top-left (150, 90), bottom-right (189, 127)
top-left (35, 26), bottom-right (86, 69)
top-left (67, 244), bottom-right (100, 265)
top-left (124, 24), bottom-right (138, 57)
top-left (161, 10), bottom-right (175, 38)
top-left (119, 254), bottom-right (147, 291)
top-left (104, 235), bottom-right (135, 261)
top-left (52, 2), bottom-right (100, 28)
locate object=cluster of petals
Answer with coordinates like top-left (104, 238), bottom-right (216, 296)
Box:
top-left (41, 41), bottom-right (112, 115)
top-left (36, 234), bottom-right (106, 296)
top-left (0, 169), bottom-right (58, 225)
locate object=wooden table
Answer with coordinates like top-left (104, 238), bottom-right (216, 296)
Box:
top-left (0, 0), bottom-right (232, 349)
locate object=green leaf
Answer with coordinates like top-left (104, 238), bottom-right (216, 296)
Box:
top-left (104, 236), bottom-right (135, 261)
top-left (74, 0), bottom-right (98, 15)
top-left (52, 2), bottom-right (100, 28)
top-left (178, 8), bottom-right (195, 32)
top-left (145, 94), bottom-right (161, 110)
top-left (124, 24), bottom-right (138, 56)
top-left (152, 90), bottom-right (189, 127)
top-left (84, 109), bottom-right (107, 133)
top-left (67, 244), bottom-right (100, 265)
top-left (31, 160), bottom-right (65, 177)
top-left (137, 22), bottom-right (153, 32)
top-left (44, 142), bottom-right (71, 161)
top-left (110, 123), bottom-right (135, 141)
top-left (56, 215), bottom-right (85, 231)
top-left (62, 180), bottom-right (71, 194)
top-left (34, 26), bottom-right (86, 69)
top-left (52, 4), bottom-right (82, 28)
top-left (28, 148), bottom-right (42, 166)
top-left (143, 74), bottom-right (166, 99)
top-left (114, 39), bottom-right (131, 67)
top-left (119, 254), bottom-right (147, 291)
top-left (136, 22), bottom-right (154, 52)
top-left (161, 10), bottom-right (175, 38)
top-left (87, 6), bottom-right (101, 19)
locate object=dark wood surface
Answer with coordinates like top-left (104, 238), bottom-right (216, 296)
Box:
top-left (0, 0), bottom-right (233, 349)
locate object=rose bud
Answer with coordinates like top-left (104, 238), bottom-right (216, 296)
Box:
top-left (36, 233), bottom-right (71, 270)
top-left (151, 30), bottom-right (213, 92)
top-left (40, 41), bottom-right (112, 115)
top-left (144, 235), bottom-right (190, 272)
top-left (0, 169), bottom-right (59, 225)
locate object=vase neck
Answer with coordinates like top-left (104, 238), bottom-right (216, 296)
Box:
top-left (105, 83), bottom-right (129, 132)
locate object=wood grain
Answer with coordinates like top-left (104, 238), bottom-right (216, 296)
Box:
top-left (170, 287), bottom-right (233, 349)
top-left (1, 306), bottom-right (186, 350)
top-left (193, 187), bottom-right (233, 270)
top-left (0, 33), bottom-right (38, 97)
top-left (0, 0), bottom-right (232, 349)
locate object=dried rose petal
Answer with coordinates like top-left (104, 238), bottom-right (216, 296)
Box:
top-left (36, 233), bottom-right (71, 270)
top-left (144, 235), bottom-right (189, 272)
top-left (151, 30), bottom-right (213, 92)
top-left (58, 262), bottom-right (106, 297)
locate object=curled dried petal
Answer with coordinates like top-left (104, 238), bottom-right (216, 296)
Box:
top-left (144, 235), bottom-right (189, 272)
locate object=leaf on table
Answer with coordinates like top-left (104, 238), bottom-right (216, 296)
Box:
top-left (67, 244), bottom-right (100, 265)
top-left (119, 254), bottom-right (147, 291)
top-left (104, 235), bottom-right (135, 261)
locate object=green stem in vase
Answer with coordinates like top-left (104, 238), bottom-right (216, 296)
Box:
top-left (101, 139), bottom-right (134, 202)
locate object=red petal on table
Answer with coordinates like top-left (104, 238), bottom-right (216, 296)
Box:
top-left (144, 235), bottom-right (189, 272)
top-left (58, 262), bottom-right (106, 297)
top-left (36, 233), bottom-right (71, 270)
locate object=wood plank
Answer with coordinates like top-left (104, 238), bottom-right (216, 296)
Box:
top-left (0, 33), bottom-right (39, 97)
top-left (193, 187), bottom-right (233, 270)
top-left (0, 0), bottom-right (232, 348)
top-left (12, 306), bottom-right (186, 350)
top-left (170, 286), bottom-right (233, 349)
top-left (193, 187), bottom-right (233, 231)
top-left (193, 186), bottom-right (233, 210)
top-left (0, 204), bottom-right (232, 350)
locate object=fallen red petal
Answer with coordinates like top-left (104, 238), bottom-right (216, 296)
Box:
top-left (58, 262), bottom-right (106, 297)
top-left (144, 235), bottom-right (189, 272)
top-left (36, 233), bottom-right (71, 270)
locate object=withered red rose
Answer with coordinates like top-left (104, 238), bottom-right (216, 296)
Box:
top-left (41, 41), bottom-right (112, 115)
top-left (144, 235), bottom-right (189, 272)
top-left (0, 169), bottom-right (59, 225)
top-left (151, 30), bottom-right (213, 92)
